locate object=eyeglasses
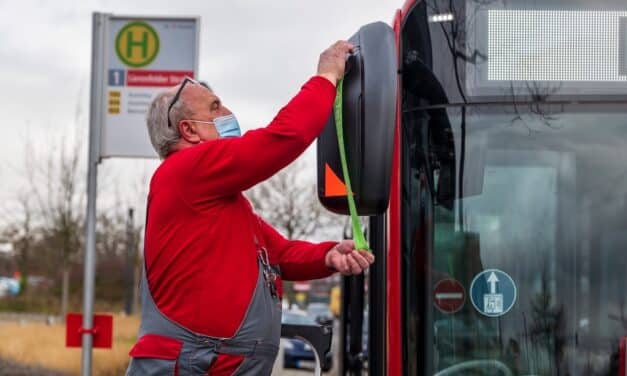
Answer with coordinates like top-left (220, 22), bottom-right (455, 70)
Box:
top-left (167, 77), bottom-right (210, 128)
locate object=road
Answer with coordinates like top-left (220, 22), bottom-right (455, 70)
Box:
top-left (273, 322), bottom-right (341, 376)
top-left (272, 338), bottom-right (339, 375)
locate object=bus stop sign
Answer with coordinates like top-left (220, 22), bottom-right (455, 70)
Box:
top-left (94, 15), bottom-right (200, 159)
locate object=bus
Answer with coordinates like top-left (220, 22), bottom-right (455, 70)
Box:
top-left (317, 0), bottom-right (627, 375)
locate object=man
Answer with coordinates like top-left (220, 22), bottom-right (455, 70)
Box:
top-left (126, 40), bottom-right (374, 376)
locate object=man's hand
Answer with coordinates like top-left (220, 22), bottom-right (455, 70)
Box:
top-left (317, 40), bottom-right (355, 86)
top-left (325, 240), bottom-right (374, 276)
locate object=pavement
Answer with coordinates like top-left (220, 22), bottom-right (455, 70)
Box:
top-left (0, 356), bottom-right (334, 376)
top-left (0, 358), bottom-right (67, 376)
top-left (0, 342), bottom-right (333, 376)
top-left (0, 316), bottom-right (340, 375)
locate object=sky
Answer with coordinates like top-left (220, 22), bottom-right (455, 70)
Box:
top-left (0, 0), bottom-right (401, 225)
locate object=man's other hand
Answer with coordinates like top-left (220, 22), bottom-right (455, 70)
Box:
top-left (325, 240), bottom-right (374, 276)
top-left (317, 40), bottom-right (355, 86)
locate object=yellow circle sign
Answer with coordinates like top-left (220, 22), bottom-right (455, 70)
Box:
top-left (115, 22), bottom-right (159, 68)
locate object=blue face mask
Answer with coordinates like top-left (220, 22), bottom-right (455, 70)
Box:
top-left (213, 114), bottom-right (241, 138)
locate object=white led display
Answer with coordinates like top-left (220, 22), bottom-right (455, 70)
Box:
top-left (488, 10), bottom-right (627, 81)
top-left (429, 13), bottom-right (455, 23)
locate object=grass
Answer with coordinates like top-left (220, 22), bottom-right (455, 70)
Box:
top-left (0, 314), bottom-right (139, 375)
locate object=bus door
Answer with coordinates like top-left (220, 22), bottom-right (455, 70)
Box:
top-left (401, 0), bottom-right (627, 375)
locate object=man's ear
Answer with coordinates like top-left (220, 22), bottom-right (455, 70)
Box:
top-left (178, 120), bottom-right (202, 144)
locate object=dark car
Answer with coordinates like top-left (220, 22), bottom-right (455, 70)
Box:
top-left (306, 302), bottom-right (334, 325)
top-left (282, 310), bottom-right (333, 372)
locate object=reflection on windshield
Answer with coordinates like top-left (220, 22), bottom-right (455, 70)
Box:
top-left (403, 104), bottom-right (627, 375)
top-left (282, 311), bottom-right (318, 326)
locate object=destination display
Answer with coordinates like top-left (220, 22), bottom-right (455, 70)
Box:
top-left (460, 7), bottom-right (627, 97)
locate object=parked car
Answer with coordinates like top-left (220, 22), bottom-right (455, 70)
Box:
top-left (0, 277), bottom-right (20, 297)
top-left (282, 310), bottom-right (333, 372)
top-left (306, 302), bottom-right (334, 325)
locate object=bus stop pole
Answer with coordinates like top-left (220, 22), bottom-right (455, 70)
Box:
top-left (81, 12), bottom-right (105, 376)
top-left (124, 208), bottom-right (135, 315)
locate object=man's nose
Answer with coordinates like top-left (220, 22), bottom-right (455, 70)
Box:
top-left (221, 106), bottom-right (232, 116)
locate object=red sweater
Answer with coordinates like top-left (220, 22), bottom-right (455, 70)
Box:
top-left (145, 76), bottom-right (338, 338)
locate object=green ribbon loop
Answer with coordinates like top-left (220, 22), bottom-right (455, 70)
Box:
top-left (333, 79), bottom-right (370, 251)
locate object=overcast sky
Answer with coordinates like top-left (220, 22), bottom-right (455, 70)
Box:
top-left (0, 0), bottom-right (401, 220)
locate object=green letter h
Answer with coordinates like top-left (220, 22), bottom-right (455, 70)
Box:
top-left (126, 31), bottom-right (148, 58)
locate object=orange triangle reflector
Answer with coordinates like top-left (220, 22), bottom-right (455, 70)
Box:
top-left (325, 163), bottom-right (349, 197)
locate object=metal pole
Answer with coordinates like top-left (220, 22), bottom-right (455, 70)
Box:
top-left (82, 12), bottom-right (105, 376)
top-left (339, 219), bottom-right (366, 375)
top-left (368, 215), bottom-right (387, 376)
top-left (340, 221), bottom-right (351, 375)
top-left (124, 208), bottom-right (135, 315)
top-left (347, 273), bottom-right (364, 375)
top-left (340, 275), bottom-right (350, 375)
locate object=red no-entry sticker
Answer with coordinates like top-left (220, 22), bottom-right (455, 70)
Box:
top-left (433, 279), bottom-right (466, 314)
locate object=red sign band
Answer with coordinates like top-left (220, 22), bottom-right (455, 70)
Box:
top-left (127, 70), bottom-right (194, 87)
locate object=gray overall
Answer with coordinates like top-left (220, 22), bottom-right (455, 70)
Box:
top-left (126, 245), bottom-right (283, 375)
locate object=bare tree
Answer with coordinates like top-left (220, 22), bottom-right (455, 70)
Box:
top-left (246, 160), bottom-right (339, 240)
top-left (1, 130), bottom-right (84, 315)
top-left (0, 134), bottom-right (41, 292)
top-left (94, 169), bottom-right (150, 314)
top-left (131, 172), bottom-right (150, 314)
top-left (96, 191), bottom-right (128, 259)
top-left (34, 134), bottom-right (84, 317)
top-left (95, 185), bottom-right (145, 314)
top-left (1, 193), bottom-right (37, 294)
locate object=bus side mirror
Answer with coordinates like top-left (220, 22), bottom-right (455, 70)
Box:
top-left (317, 22), bottom-right (398, 216)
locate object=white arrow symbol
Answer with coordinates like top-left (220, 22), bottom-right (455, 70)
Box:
top-left (487, 272), bottom-right (499, 294)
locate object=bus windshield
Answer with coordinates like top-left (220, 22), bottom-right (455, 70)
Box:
top-left (402, 103), bottom-right (627, 375)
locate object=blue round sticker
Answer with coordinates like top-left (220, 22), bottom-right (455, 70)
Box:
top-left (469, 269), bottom-right (517, 317)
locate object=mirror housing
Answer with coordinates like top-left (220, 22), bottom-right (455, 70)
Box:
top-left (317, 22), bottom-right (398, 216)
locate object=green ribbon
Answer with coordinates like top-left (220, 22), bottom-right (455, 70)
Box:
top-left (334, 79), bottom-right (370, 251)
